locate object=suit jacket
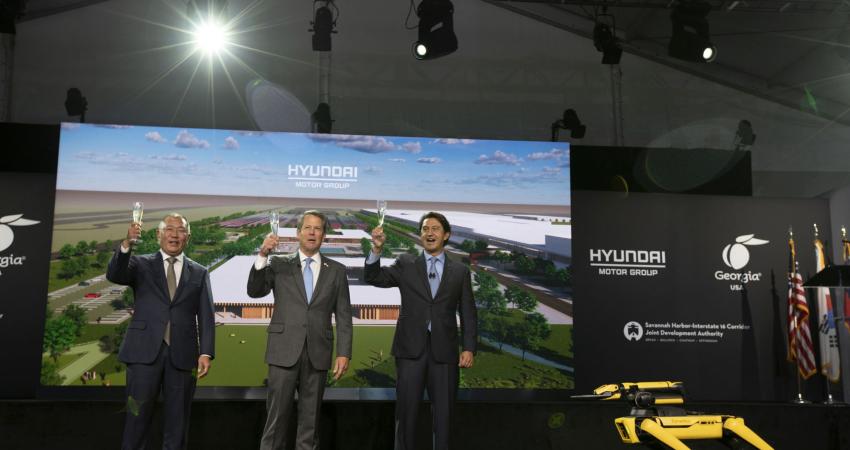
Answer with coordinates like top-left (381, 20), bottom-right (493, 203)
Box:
top-left (365, 253), bottom-right (477, 363)
top-left (247, 253), bottom-right (353, 371)
top-left (107, 250), bottom-right (216, 371)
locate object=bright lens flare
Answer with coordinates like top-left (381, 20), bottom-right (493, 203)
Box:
top-left (702, 46), bottom-right (716, 62)
top-left (192, 21), bottom-right (229, 55)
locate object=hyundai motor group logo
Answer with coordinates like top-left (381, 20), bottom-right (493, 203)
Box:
top-left (589, 248), bottom-right (667, 277)
top-left (624, 321), bottom-right (644, 341)
top-left (0, 213), bottom-right (39, 275)
top-left (288, 164), bottom-right (358, 190)
top-left (715, 234), bottom-right (769, 290)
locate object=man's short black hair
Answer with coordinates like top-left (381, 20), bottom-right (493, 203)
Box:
top-left (418, 211), bottom-right (451, 234)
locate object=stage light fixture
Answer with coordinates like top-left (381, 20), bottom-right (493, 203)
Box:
top-left (312, 102), bottom-right (333, 134)
top-left (310, 1), bottom-right (338, 52)
top-left (187, 0), bottom-right (231, 56)
top-left (668, 1), bottom-right (716, 63)
top-left (551, 109), bottom-right (586, 141)
top-left (733, 119), bottom-right (756, 148)
top-left (593, 14), bottom-right (622, 65)
top-left (192, 20), bottom-right (228, 55)
top-left (412, 0), bottom-right (457, 60)
top-left (65, 87), bottom-right (88, 123)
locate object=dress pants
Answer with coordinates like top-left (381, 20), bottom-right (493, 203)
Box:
top-left (395, 337), bottom-right (459, 450)
top-left (261, 347), bottom-right (328, 450)
top-left (122, 342), bottom-right (196, 450)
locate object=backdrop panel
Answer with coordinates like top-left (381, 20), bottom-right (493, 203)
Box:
top-left (573, 190), bottom-right (830, 401)
top-left (0, 123), bottom-right (59, 398)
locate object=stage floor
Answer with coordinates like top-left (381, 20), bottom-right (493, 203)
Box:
top-left (1, 399), bottom-right (848, 449)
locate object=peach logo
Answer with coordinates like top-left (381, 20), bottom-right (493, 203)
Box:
top-left (721, 234), bottom-right (769, 270)
top-left (0, 214), bottom-right (40, 252)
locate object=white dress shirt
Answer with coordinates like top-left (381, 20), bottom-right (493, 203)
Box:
top-left (159, 249), bottom-right (184, 286)
top-left (121, 244), bottom-right (184, 285)
top-left (255, 250), bottom-right (321, 292)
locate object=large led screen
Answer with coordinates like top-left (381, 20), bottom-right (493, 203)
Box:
top-left (41, 123), bottom-right (572, 393)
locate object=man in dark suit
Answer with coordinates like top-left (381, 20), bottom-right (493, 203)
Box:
top-left (247, 210), bottom-right (353, 450)
top-left (365, 211), bottom-right (477, 450)
top-left (107, 213), bottom-right (215, 450)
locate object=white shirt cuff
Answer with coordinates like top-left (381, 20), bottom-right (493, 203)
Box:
top-left (120, 244), bottom-right (130, 253)
top-left (254, 254), bottom-right (268, 270)
top-left (365, 252), bottom-right (380, 264)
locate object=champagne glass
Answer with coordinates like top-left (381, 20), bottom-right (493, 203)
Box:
top-left (269, 211), bottom-right (279, 236)
top-left (268, 211), bottom-right (279, 256)
top-left (377, 200), bottom-right (387, 227)
top-left (130, 201), bottom-right (144, 244)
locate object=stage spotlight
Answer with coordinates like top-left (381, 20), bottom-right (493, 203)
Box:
top-left (733, 119), bottom-right (756, 149)
top-left (312, 102), bottom-right (333, 134)
top-left (65, 88), bottom-right (88, 123)
top-left (551, 109), bottom-right (586, 141)
top-left (310, 1), bottom-right (338, 52)
top-left (593, 15), bottom-right (622, 65)
top-left (192, 20), bottom-right (228, 55)
top-left (187, 0), bottom-right (231, 56)
top-left (668, 1), bottom-right (716, 63)
top-left (413, 0), bottom-right (457, 60)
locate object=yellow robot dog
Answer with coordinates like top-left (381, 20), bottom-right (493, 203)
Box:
top-left (574, 382), bottom-right (773, 450)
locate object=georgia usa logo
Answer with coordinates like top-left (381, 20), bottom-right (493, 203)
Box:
top-left (715, 234), bottom-right (768, 290)
top-left (0, 213), bottom-right (40, 274)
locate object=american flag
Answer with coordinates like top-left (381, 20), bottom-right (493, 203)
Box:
top-left (788, 237), bottom-right (816, 378)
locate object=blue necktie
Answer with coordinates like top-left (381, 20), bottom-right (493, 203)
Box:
top-left (428, 256), bottom-right (440, 298)
top-left (303, 257), bottom-right (314, 303)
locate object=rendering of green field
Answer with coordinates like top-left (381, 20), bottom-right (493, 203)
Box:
top-left (58, 324), bottom-right (572, 389)
top-left (43, 204), bottom-right (574, 391)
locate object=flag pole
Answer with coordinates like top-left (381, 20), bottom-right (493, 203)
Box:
top-left (793, 260), bottom-right (807, 404)
top-left (815, 223), bottom-right (838, 404)
top-left (790, 229), bottom-right (809, 403)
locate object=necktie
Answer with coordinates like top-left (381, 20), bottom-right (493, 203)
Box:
top-left (428, 256), bottom-right (440, 298)
top-left (303, 257), bottom-right (314, 303)
top-left (165, 257), bottom-right (177, 345)
top-left (166, 257), bottom-right (177, 300)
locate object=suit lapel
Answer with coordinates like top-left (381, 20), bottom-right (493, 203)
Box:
top-left (172, 257), bottom-right (192, 305)
top-left (309, 256), bottom-right (332, 307)
top-left (415, 254), bottom-right (433, 300)
top-left (150, 252), bottom-right (171, 305)
top-left (435, 256), bottom-right (453, 300)
top-left (287, 253), bottom-right (310, 304)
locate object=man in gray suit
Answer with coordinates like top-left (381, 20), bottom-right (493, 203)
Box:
top-left (365, 211), bottom-right (477, 450)
top-left (247, 210), bottom-right (353, 450)
top-left (107, 213), bottom-right (215, 450)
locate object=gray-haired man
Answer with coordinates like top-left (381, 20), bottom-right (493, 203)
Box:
top-left (248, 210), bottom-right (353, 450)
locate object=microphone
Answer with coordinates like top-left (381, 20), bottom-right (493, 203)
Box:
top-left (429, 272), bottom-right (436, 279)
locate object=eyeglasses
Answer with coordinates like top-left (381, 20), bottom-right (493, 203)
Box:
top-left (164, 227), bottom-right (188, 236)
